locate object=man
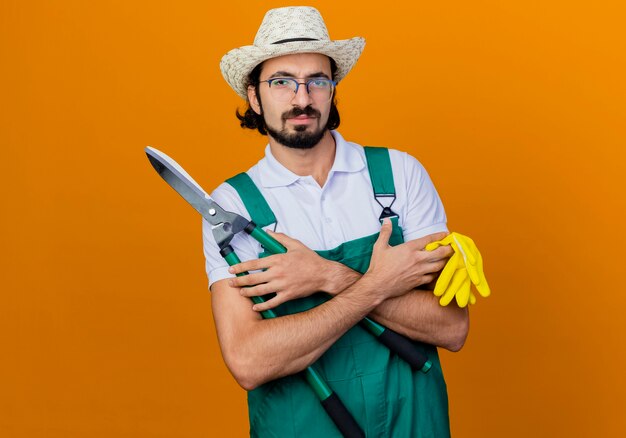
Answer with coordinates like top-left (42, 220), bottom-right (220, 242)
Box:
top-left (203, 6), bottom-right (469, 437)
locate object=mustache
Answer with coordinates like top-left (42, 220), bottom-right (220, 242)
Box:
top-left (282, 106), bottom-right (321, 120)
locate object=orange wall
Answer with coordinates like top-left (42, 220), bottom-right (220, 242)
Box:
top-left (1, 1), bottom-right (625, 436)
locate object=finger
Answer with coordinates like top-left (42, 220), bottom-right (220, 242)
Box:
top-left (455, 275), bottom-right (471, 308)
top-left (421, 274), bottom-right (436, 286)
top-left (473, 245), bottom-right (491, 297)
top-left (452, 233), bottom-right (477, 267)
top-left (457, 235), bottom-right (491, 297)
top-left (465, 261), bottom-right (482, 286)
top-left (417, 232), bottom-right (451, 251)
top-left (433, 252), bottom-right (460, 296)
top-left (439, 267), bottom-right (467, 306)
top-left (475, 275), bottom-right (491, 298)
top-left (456, 233), bottom-right (480, 265)
top-left (239, 283), bottom-right (274, 298)
top-left (442, 268), bottom-right (469, 306)
top-left (430, 258), bottom-right (450, 276)
top-left (426, 245), bottom-right (454, 262)
top-left (455, 234), bottom-right (482, 288)
top-left (266, 230), bottom-right (303, 250)
top-left (374, 218), bottom-right (393, 249)
top-left (469, 291), bottom-right (477, 305)
top-left (438, 284), bottom-right (455, 306)
top-left (251, 294), bottom-right (287, 312)
top-left (424, 241), bottom-right (441, 251)
top-left (433, 252), bottom-right (459, 297)
top-left (229, 271), bottom-right (271, 288)
top-left (228, 256), bottom-right (276, 275)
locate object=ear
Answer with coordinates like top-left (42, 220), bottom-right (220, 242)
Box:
top-left (247, 85), bottom-right (262, 115)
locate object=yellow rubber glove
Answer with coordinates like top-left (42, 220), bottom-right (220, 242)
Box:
top-left (425, 232), bottom-right (491, 307)
top-left (435, 251), bottom-right (474, 307)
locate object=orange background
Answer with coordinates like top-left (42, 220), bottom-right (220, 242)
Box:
top-left (1, 1), bottom-right (625, 436)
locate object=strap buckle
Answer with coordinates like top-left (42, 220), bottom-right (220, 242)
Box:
top-left (374, 194), bottom-right (398, 221)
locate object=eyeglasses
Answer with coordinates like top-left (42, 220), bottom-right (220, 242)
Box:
top-left (258, 77), bottom-right (337, 102)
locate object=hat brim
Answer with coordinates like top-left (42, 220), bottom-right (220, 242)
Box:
top-left (220, 37), bottom-right (365, 99)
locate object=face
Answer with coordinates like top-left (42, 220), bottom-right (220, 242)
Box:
top-left (248, 53), bottom-right (333, 149)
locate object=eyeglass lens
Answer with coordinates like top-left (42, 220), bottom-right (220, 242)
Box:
top-left (265, 78), bottom-right (334, 102)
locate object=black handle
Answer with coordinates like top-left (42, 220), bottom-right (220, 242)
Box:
top-left (378, 328), bottom-right (432, 372)
top-left (321, 392), bottom-right (366, 438)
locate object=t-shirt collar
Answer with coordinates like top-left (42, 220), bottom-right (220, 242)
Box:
top-left (258, 130), bottom-right (366, 188)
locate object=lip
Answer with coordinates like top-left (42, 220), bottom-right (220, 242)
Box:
top-left (287, 115), bottom-right (317, 124)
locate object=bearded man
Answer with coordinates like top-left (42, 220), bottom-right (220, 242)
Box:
top-left (203, 6), bottom-right (469, 437)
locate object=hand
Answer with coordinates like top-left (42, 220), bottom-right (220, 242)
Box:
top-left (227, 231), bottom-right (333, 312)
top-left (365, 219), bottom-right (453, 301)
top-left (425, 232), bottom-right (491, 307)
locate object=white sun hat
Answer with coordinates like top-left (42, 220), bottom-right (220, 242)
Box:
top-left (220, 6), bottom-right (366, 99)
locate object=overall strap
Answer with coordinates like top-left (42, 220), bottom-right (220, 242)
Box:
top-left (363, 147), bottom-right (399, 221)
top-left (225, 173), bottom-right (276, 228)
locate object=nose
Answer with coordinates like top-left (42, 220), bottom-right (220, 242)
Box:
top-left (292, 82), bottom-right (313, 106)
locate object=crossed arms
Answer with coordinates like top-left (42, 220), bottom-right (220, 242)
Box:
top-left (210, 221), bottom-right (469, 390)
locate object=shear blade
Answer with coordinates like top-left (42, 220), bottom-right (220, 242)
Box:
top-left (145, 146), bottom-right (249, 248)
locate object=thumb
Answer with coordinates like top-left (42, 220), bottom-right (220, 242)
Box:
top-left (374, 218), bottom-right (393, 249)
top-left (266, 230), bottom-right (302, 250)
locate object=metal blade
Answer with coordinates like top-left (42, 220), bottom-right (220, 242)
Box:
top-left (145, 146), bottom-right (249, 248)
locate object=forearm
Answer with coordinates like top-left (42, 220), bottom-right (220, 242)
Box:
top-left (325, 262), bottom-right (469, 351)
top-left (368, 291), bottom-right (469, 351)
top-left (213, 275), bottom-right (383, 390)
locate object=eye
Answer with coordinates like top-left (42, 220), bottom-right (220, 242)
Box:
top-left (269, 78), bottom-right (292, 88)
top-left (309, 79), bottom-right (331, 89)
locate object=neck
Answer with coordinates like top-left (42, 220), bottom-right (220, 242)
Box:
top-left (268, 130), bottom-right (336, 187)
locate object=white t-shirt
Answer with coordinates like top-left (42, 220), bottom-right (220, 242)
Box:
top-left (203, 130), bottom-right (448, 289)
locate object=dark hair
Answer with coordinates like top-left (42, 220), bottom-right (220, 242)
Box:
top-left (236, 57), bottom-right (340, 135)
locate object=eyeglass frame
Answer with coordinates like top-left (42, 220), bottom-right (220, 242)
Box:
top-left (256, 77), bottom-right (338, 101)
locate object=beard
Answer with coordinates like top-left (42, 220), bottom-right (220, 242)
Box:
top-left (264, 105), bottom-right (327, 149)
